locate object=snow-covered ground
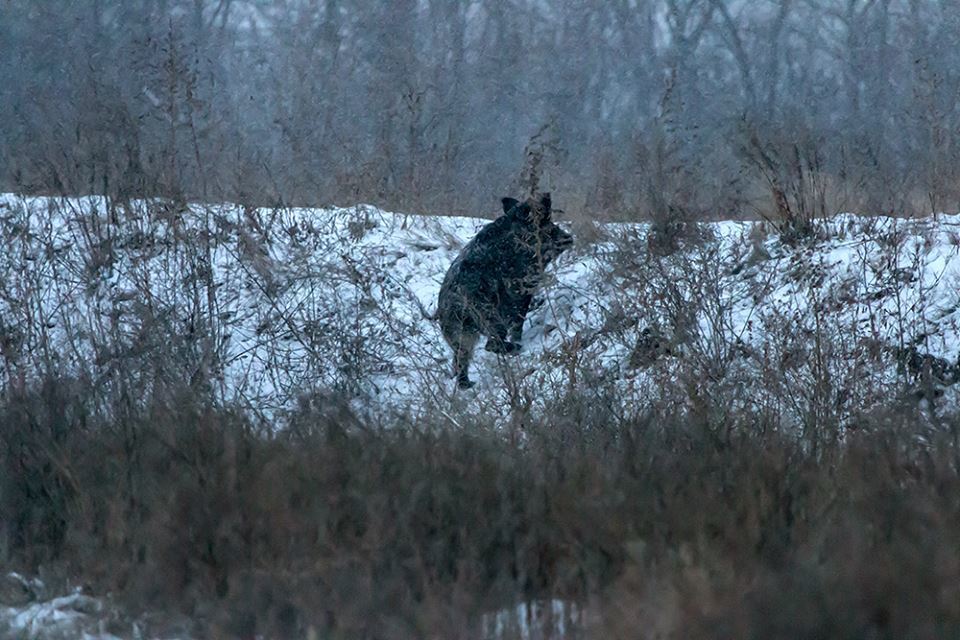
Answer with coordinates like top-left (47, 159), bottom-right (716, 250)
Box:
top-left (0, 573), bottom-right (128, 640)
top-left (0, 569), bottom-right (572, 640)
top-left (1, 194), bottom-right (960, 429)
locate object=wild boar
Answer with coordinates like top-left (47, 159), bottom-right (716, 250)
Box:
top-left (437, 193), bottom-right (572, 388)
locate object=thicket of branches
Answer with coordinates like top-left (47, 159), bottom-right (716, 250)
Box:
top-left (4, 0), bottom-right (960, 220)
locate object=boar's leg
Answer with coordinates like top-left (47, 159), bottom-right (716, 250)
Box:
top-left (483, 314), bottom-right (522, 355)
top-left (453, 331), bottom-right (479, 389)
top-left (508, 293), bottom-right (533, 343)
top-left (482, 282), bottom-right (525, 354)
top-left (484, 335), bottom-right (521, 355)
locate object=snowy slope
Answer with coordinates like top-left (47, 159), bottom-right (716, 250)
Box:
top-left (1, 194), bottom-right (959, 428)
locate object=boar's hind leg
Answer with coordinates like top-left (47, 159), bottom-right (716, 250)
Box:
top-left (453, 331), bottom-right (479, 389)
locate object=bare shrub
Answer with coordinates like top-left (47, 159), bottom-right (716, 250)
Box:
top-left (739, 119), bottom-right (831, 241)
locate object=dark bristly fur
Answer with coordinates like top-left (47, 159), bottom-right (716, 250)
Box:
top-left (437, 192), bottom-right (573, 388)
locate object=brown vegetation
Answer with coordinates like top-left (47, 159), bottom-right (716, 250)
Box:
top-left (3, 371), bottom-right (960, 638)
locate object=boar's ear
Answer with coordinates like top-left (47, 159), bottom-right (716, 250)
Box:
top-left (539, 192), bottom-right (552, 219)
top-left (515, 201), bottom-right (533, 221)
top-left (501, 197), bottom-right (520, 215)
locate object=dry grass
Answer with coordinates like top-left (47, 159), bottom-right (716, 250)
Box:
top-left (3, 373), bottom-right (960, 638)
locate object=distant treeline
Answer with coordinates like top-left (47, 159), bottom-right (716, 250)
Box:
top-left (3, 0), bottom-right (960, 219)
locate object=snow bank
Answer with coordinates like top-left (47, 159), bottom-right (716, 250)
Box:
top-left (1, 194), bottom-right (959, 427)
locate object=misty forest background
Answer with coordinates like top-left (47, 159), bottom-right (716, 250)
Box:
top-left (4, 0), bottom-right (960, 220)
